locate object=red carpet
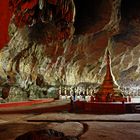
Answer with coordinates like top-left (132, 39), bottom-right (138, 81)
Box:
top-left (0, 98), bottom-right (54, 108)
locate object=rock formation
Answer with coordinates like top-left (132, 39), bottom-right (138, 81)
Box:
top-left (0, 0), bottom-right (140, 94)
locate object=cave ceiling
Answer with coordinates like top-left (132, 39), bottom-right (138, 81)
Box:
top-left (0, 0), bottom-right (140, 86)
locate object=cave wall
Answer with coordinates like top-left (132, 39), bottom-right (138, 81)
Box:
top-left (0, 0), bottom-right (140, 88)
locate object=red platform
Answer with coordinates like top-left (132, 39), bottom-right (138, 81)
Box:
top-left (0, 98), bottom-right (54, 108)
top-left (74, 101), bottom-right (126, 114)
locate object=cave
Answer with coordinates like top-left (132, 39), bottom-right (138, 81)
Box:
top-left (74, 0), bottom-right (111, 34)
top-left (0, 2), bottom-right (140, 140)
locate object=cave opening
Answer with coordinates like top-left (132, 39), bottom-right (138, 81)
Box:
top-left (74, 0), bottom-right (111, 35)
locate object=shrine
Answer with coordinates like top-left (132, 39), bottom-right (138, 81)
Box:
top-left (95, 50), bottom-right (126, 102)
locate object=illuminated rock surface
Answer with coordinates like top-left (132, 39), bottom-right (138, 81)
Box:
top-left (0, 0), bottom-right (140, 90)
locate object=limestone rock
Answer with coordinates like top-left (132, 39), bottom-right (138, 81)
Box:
top-left (0, 0), bottom-right (139, 88)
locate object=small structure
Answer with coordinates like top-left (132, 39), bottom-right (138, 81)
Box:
top-left (95, 50), bottom-right (126, 102)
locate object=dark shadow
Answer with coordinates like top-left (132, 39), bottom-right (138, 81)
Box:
top-left (74, 0), bottom-right (110, 34)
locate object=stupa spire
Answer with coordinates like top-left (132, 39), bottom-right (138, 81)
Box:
top-left (104, 49), bottom-right (113, 81)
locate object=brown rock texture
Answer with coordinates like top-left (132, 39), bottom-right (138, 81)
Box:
top-left (0, 0), bottom-right (140, 89)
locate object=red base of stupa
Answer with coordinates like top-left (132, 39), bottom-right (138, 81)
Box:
top-left (73, 100), bottom-right (140, 114)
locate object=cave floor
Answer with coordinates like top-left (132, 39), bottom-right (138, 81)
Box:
top-left (0, 112), bottom-right (140, 140)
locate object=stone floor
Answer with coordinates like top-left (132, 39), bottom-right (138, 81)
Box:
top-left (0, 99), bottom-right (140, 140)
top-left (0, 113), bottom-right (140, 140)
